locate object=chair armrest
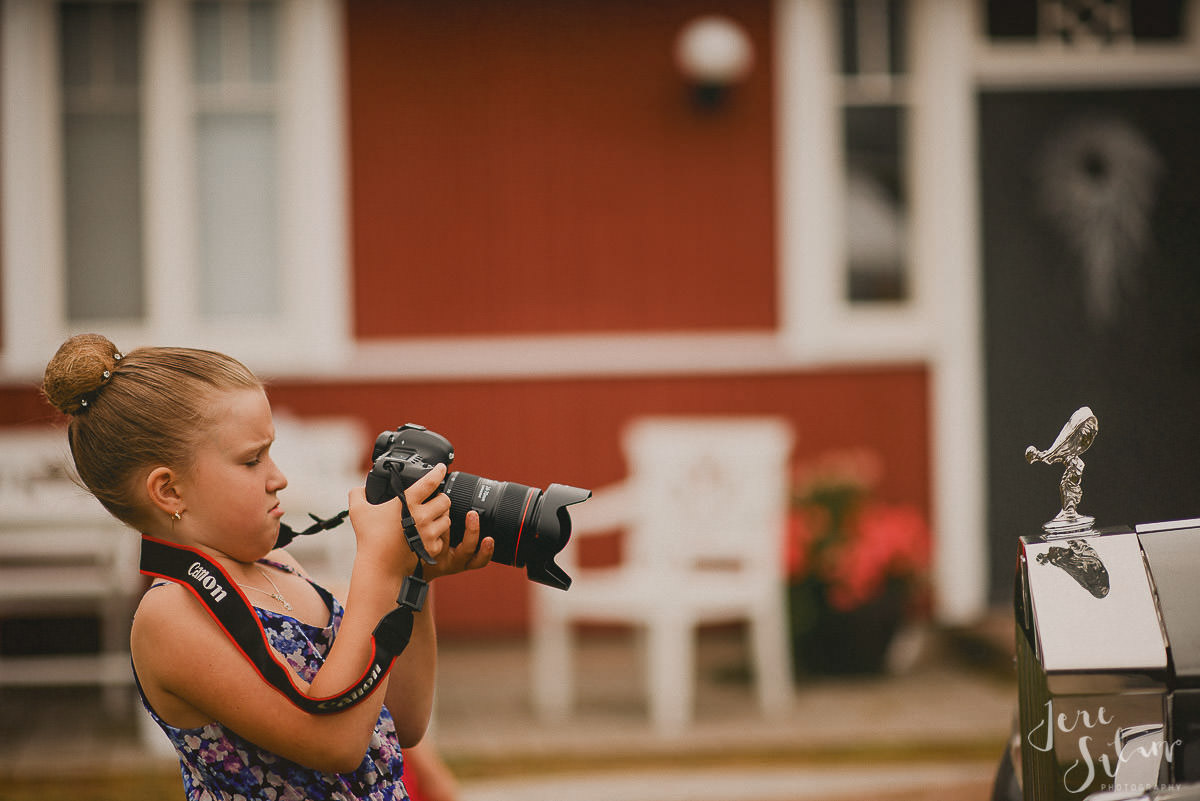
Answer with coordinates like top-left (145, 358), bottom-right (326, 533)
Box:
top-left (565, 481), bottom-right (630, 537)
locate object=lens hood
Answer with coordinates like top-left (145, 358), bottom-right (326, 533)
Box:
top-left (523, 483), bottom-right (591, 590)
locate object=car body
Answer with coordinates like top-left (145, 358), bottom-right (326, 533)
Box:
top-left (1001, 517), bottom-right (1200, 801)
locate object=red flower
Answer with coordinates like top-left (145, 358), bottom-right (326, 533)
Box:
top-left (786, 451), bottom-right (931, 613)
top-left (824, 503), bottom-right (930, 611)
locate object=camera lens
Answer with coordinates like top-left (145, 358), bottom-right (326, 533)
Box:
top-left (443, 472), bottom-right (589, 590)
top-left (444, 473), bottom-right (534, 562)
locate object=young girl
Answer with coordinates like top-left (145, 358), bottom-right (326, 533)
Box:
top-left (41, 333), bottom-right (492, 800)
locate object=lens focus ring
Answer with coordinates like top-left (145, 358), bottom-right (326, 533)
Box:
top-left (446, 473), bottom-right (480, 512)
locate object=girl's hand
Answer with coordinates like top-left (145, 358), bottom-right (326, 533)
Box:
top-left (423, 510), bottom-right (494, 581)
top-left (400, 463), bottom-right (454, 558)
top-left (347, 464), bottom-right (450, 576)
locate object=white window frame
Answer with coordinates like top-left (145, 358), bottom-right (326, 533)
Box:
top-left (775, 0), bottom-right (942, 365)
top-left (1, 0), bottom-right (349, 377)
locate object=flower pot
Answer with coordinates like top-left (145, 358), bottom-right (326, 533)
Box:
top-left (788, 576), bottom-right (907, 677)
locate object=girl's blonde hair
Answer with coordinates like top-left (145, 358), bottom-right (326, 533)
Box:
top-left (42, 333), bottom-right (262, 526)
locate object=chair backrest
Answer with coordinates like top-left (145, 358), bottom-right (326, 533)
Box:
top-left (269, 414), bottom-right (368, 592)
top-left (620, 416), bottom-right (793, 577)
top-left (272, 414), bottom-right (367, 513)
top-left (0, 427), bottom-right (95, 518)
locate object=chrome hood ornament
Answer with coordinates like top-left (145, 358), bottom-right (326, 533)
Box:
top-left (1025, 406), bottom-right (1099, 536)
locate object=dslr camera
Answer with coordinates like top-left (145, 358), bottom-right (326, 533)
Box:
top-left (364, 424), bottom-right (589, 590)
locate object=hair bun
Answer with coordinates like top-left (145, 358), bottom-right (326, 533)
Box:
top-left (42, 333), bottom-right (123, 415)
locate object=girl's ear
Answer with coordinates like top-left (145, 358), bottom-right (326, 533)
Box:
top-left (145, 466), bottom-right (183, 517)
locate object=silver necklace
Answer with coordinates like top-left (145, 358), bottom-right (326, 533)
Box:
top-left (239, 565), bottom-right (293, 611)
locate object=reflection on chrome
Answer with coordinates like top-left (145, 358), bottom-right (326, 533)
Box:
top-left (1036, 538), bottom-right (1110, 598)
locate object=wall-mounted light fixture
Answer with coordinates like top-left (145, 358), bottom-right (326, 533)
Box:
top-left (674, 14), bottom-right (755, 109)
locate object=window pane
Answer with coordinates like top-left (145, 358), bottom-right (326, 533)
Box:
top-left (59, 4), bottom-right (94, 88)
top-left (192, 1), bottom-right (222, 83)
top-left (59, 1), bottom-right (144, 323)
top-left (886, 0), bottom-right (906, 75)
top-left (985, 0), bottom-right (1039, 39)
top-left (839, 1), bottom-right (859, 75)
top-left (1130, 0), bottom-right (1186, 39)
top-left (192, 1), bottom-right (278, 84)
top-left (195, 113), bottom-right (279, 317)
top-left (61, 2), bottom-right (141, 87)
top-left (984, 0), bottom-right (1186, 43)
top-left (839, 0), bottom-right (906, 77)
top-left (844, 105), bottom-right (908, 303)
top-left (110, 3), bottom-right (141, 86)
top-left (63, 114), bottom-right (145, 320)
top-left (248, 1), bottom-right (277, 82)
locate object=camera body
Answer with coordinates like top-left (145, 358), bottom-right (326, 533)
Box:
top-left (364, 424), bottom-right (457, 506)
top-left (364, 423), bottom-right (588, 590)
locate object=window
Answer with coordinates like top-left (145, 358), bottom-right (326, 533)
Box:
top-left (776, 0), bottom-right (935, 363)
top-left (1, 0), bottom-right (347, 375)
top-left (838, 0), bottom-right (909, 304)
top-left (192, 0), bottom-right (281, 318)
top-left (60, 2), bottom-right (146, 322)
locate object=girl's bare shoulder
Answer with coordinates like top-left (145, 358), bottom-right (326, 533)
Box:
top-left (131, 579), bottom-right (224, 648)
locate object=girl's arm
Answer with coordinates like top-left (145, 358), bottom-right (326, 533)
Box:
top-left (133, 585), bottom-right (391, 773)
top-left (132, 468), bottom-right (451, 773)
top-left (403, 740), bottom-right (462, 801)
top-left (382, 511), bottom-right (494, 741)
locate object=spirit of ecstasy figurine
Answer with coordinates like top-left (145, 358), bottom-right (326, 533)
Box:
top-left (1025, 406), bottom-right (1099, 536)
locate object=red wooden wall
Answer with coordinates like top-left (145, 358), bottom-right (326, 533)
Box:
top-left (345, 0), bottom-right (778, 338)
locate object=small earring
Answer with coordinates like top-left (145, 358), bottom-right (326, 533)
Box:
top-left (172, 511), bottom-right (183, 521)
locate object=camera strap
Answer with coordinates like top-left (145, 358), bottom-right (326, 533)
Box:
top-left (138, 532), bottom-right (427, 714)
top-left (272, 510), bottom-right (349, 549)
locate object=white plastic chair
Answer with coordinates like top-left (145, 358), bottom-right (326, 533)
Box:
top-left (531, 416), bottom-right (795, 735)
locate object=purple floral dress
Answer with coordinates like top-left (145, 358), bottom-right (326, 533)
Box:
top-left (135, 560), bottom-right (409, 801)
